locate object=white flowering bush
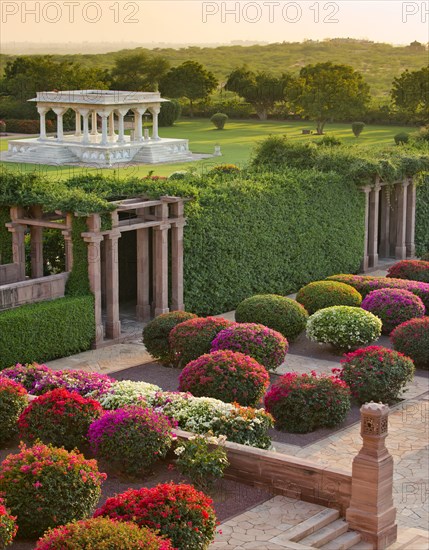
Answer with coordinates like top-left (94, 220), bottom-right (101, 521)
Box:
top-left (96, 380), bottom-right (161, 410)
top-left (306, 306), bottom-right (382, 350)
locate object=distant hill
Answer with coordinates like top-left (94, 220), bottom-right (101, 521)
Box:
top-left (1, 39), bottom-right (427, 98)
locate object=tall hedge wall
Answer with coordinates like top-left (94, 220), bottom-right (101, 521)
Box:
top-left (416, 173), bottom-right (429, 257)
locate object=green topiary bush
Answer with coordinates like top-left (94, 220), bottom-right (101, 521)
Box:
top-left (351, 122), bottom-right (365, 137)
top-left (235, 294), bottom-right (308, 341)
top-left (391, 317), bottom-right (429, 369)
top-left (394, 132), bottom-right (409, 145)
top-left (210, 112), bottom-right (228, 129)
top-left (306, 306), bottom-right (382, 351)
top-left (0, 379), bottom-right (28, 446)
top-left (159, 99), bottom-right (182, 127)
top-left (296, 280), bottom-right (362, 314)
top-left (143, 311), bottom-right (198, 366)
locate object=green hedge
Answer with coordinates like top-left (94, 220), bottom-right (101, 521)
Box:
top-left (0, 295), bottom-right (95, 370)
top-left (416, 173), bottom-right (429, 257)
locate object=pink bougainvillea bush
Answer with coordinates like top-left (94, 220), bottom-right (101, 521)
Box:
top-left (169, 316), bottom-right (234, 368)
top-left (264, 372), bottom-right (351, 433)
top-left (0, 378), bottom-right (28, 446)
top-left (18, 388), bottom-right (103, 450)
top-left (210, 323), bottom-right (288, 371)
top-left (35, 517), bottom-right (173, 550)
top-left (391, 317), bottom-right (429, 369)
top-left (88, 406), bottom-right (175, 477)
top-left (336, 346), bottom-right (415, 404)
top-left (179, 350), bottom-right (270, 407)
top-left (0, 363), bottom-right (51, 393)
top-left (0, 443), bottom-right (106, 538)
top-left (361, 288), bottom-right (425, 333)
top-left (95, 483), bottom-right (217, 549)
top-left (387, 260), bottom-right (429, 283)
top-left (0, 497), bottom-right (18, 549)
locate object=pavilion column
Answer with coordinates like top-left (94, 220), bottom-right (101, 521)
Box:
top-left (405, 178), bottom-right (416, 258)
top-left (395, 180), bottom-right (409, 260)
top-left (153, 201), bottom-right (170, 316)
top-left (7, 207), bottom-right (26, 282)
top-left (133, 108), bottom-right (146, 142)
top-left (150, 106), bottom-right (161, 140)
top-left (108, 112), bottom-right (116, 139)
top-left (170, 201), bottom-right (186, 311)
top-left (90, 111), bottom-right (98, 135)
top-left (379, 186), bottom-right (391, 258)
top-left (37, 106), bottom-right (48, 141)
top-left (116, 108), bottom-right (128, 144)
top-left (62, 213), bottom-right (74, 272)
top-left (75, 111), bottom-right (82, 137)
top-left (52, 107), bottom-right (67, 142)
top-left (98, 112), bottom-right (109, 146)
top-left (360, 186), bottom-right (371, 272)
top-left (104, 228), bottom-right (121, 340)
top-left (30, 205), bottom-right (44, 279)
top-left (80, 109), bottom-right (90, 144)
top-left (136, 210), bottom-right (151, 321)
top-left (83, 214), bottom-right (104, 346)
top-left (368, 181), bottom-right (381, 268)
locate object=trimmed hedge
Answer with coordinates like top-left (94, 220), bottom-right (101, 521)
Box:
top-left (0, 295), bottom-right (95, 370)
top-left (416, 173), bottom-right (429, 258)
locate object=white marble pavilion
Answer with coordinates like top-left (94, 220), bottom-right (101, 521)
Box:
top-left (5, 90), bottom-right (192, 166)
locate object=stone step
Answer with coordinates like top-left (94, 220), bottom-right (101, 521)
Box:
top-left (349, 541), bottom-right (374, 550)
top-left (270, 509), bottom-right (340, 545)
top-left (299, 519), bottom-right (349, 547)
top-left (319, 529), bottom-right (362, 549)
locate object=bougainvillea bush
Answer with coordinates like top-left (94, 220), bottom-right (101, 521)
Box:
top-left (296, 280), bottom-right (362, 315)
top-left (306, 306), bottom-right (382, 351)
top-left (35, 517), bottom-right (173, 550)
top-left (387, 260), bottom-right (429, 283)
top-left (0, 379), bottom-right (27, 446)
top-left (0, 363), bottom-right (50, 393)
top-left (0, 443), bottom-right (106, 537)
top-left (0, 498), bottom-right (17, 549)
top-left (264, 372), bottom-right (351, 433)
top-left (95, 483), bottom-right (217, 549)
top-left (88, 406), bottom-right (175, 477)
top-left (96, 380), bottom-right (161, 410)
top-left (18, 388), bottom-right (103, 450)
top-left (169, 317), bottom-right (234, 368)
top-left (337, 346), bottom-right (415, 404)
top-left (391, 317), bottom-right (429, 369)
top-left (361, 288), bottom-right (425, 333)
top-left (143, 311), bottom-right (197, 366)
top-left (211, 323), bottom-right (288, 371)
top-left (235, 294), bottom-right (308, 341)
top-left (179, 350), bottom-right (270, 407)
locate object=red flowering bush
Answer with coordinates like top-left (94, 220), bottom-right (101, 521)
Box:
top-left (0, 379), bottom-right (27, 446)
top-left (0, 443), bottom-right (106, 537)
top-left (391, 317), bottom-right (429, 369)
top-left (95, 482), bottom-right (217, 549)
top-left (387, 260), bottom-right (429, 283)
top-left (211, 323), bottom-right (288, 371)
top-left (88, 406), bottom-right (175, 477)
top-left (0, 497), bottom-right (17, 548)
top-left (264, 372), bottom-right (351, 433)
top-left (337, 346), bottom-right (415, 403)
top-left (143, 310), bottom-right (197, 366)
top-left (35, 517), bottom-right (173, 549)
top-left (179, 350), bottom-right (270, 407)
top-left (169, 316), bottom-right (234, 368)
top-left (18, 388), bottom-right (103, 450)
top-left (361, 288), bottom-right (425, 333)
top-left (296, 280), bottom-right (362, 314)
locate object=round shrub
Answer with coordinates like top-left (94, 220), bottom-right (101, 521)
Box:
top-left (179, 350), bottom-right (270, 407)
top-left (95, 483), bottom-right (217, 549)
top-left (143, 311), bottom-right (197, 366)
top-left (35, 517), bottom-right (173, 550)
top-left (210, 323), bottom-right (288, 371)
top-left (387, 260), bottom-right (429, 283)
top-left (210, 112), bottom-right (228, 129)
top-left (306, 306), bottom-right (382, 351)
top-left (361, 288), bottom-right (425, 333)
top-left (207, 164), bottom-right (240, 176)
top-left (296, 280), bottom-right (362, 314)
top-left (88, 406), bottom-right (175, 477)
top-left (0, 498), bottom-right (17, 549)
top-left (391, 317), bottom-right (429, 369)
top-left (337, 346), bottom-right (415, 404)
top-left (96, 380), bottom-right (161, 410)
top-left (0, 443), bottom-right (106, 538)
top-left (264, 372), bottom-right (351, 433)
top-left (0, 363), bottom-right (51, 393)
top-left (394, 132), bottom-right (409, 145)
top-left (0, 379), bottom-right (27, 446)
top-left (235, 294), bottom-right (308, 341)
top-left (169, 316), bottom-right (234, 368)
top-left (18, 388), bottom-right (103, 450)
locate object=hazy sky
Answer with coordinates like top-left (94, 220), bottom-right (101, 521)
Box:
top-left (1, 0), bottom-right (428, 47)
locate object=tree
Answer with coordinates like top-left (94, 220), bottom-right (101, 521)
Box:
top-left (295, 62), bottom-right (371, 134)
top-left (225, 66), bottom-right (295, 120)
top-left (160, 61), bottom-right (217, 116)
top-left (110, 52), bottom-right (170, 91)
top-left (391, 66), bottom-right (429, 124)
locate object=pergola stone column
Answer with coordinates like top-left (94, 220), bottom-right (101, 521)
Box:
top-left (108, 112), bottom-right (116, 138)
top-left (395, 179), bottom-right (409, 260)
top-left (133, 108), bottom-right (146, 142)
top-left (37, 106), bottom-right (49, 141)
top-left (116, 108), bottom-right (128, 144)
top-left (30, 205), bottom-right (44, 279)
top-left (170, 200), bottom-right (185, 311)
top-left (346, 402), bottom-right (397, 549)
top-left (52, 107), bottom-right (67, 141)
top-left (104, 222), bottom-right (121, 340)
top-left (153, 200), bottom-right (171, 316)
top-left (368, 180), bottom-right (381, 268)
top-left (405, 178), bottom-right (416, 257)
top-left (90, 111), bottom-right (98, 135)
top-left (136, 208), bottom-right (151, 322)
top-left (149, 106), bottom-right (161, 140)
top-left (79, 108), bottom-right (90, 145)
top-left (75, 111), bottom-right (82, 137)
top-left (83, 214), bottom-right (104, 346)
top-left (360, 186), bottom-right (371, 272)
top-left (7, 206), bottom-right (26, 282)
top-left (98, 111), bottom-right (110, 146)
top-left (379, 186), bottom-right (391, 259)
top-left (62, 213), bottom-right (74, 272)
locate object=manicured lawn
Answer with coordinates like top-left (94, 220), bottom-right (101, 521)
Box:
top-left (0, 118), bottom-right (416, 179)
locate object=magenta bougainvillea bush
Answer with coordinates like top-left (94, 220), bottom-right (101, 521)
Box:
top-left (387, 260), bottom-right (429, 283)
top-left (18, 388), bottom-right (103, 450)
top-left (88, 406), bottom-right (175, 476)
top-left (264, 371), bottom-right (351, 433)
top-left (210, 323), bottom-right (288, 371)
top-left (0, 363), bottom-right (51, 393)
top-left (0, 497), bottom-right (18, 548)
top-left (391, 317), bottom-right (429, 369)
top-left (179, 350), bottom-right (270, 407)
top-left (95, 483), bottom-right (217, 549)
top-left (0, 378), bottom-right (28, 445)
top-left (361, 288), bottom-right (425, 333)
top-left (336, 345), bottom-right (415, 404)
top-left (0, 443), bottom-right (106, 538)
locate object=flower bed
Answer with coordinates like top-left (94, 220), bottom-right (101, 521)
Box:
top-left (0, 378), bottom-right (27, 446)
top-left (387, 260), bottom-right (429, 283)
top-left (97, 380), bottom-right (161, 410)
top-left (391, 317), bottom-right (429, 369)
top-left (0, 497), bottom-right (17, 548)
top-left (0, 363), bottom-right (51, 393)
top-left (296, 280), bottom-right (362, 314)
